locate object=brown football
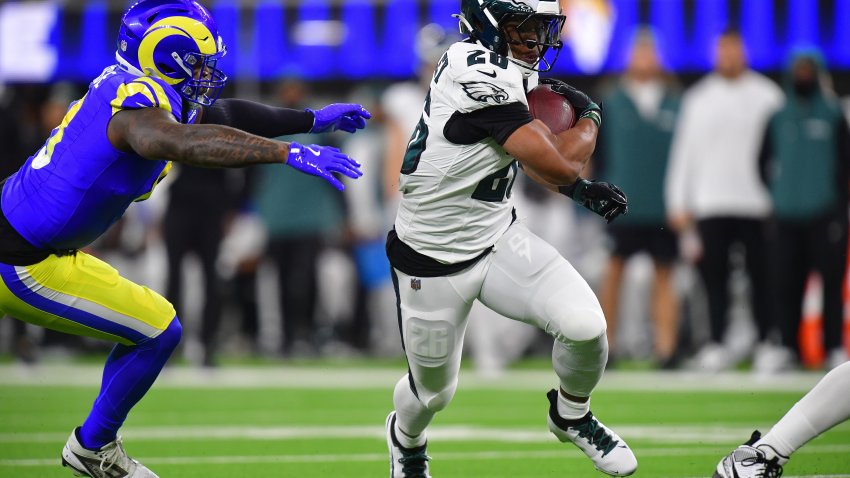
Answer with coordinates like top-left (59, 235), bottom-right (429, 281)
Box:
top-left (526, 84), bottom-right (576, 134)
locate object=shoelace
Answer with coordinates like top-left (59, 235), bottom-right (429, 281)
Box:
top-left (98, 437), bottom-right (126, 473)
top-left (398, 448), bottom-right (431, 477)
top-left (740, 455), bottom-right (784, 478)
top-left (572, 418), bottom-right (619, 456)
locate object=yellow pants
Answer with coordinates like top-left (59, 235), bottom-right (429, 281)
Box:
top-left (0, 252), bottom-right (175, 345)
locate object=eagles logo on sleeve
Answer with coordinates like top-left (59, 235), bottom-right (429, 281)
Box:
top-left (460, 81), bottom-right (510, 105)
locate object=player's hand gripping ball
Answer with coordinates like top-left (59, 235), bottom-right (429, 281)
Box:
top-left (527, 83), bottom-right (577, 134)
top-left (535, 78), bottom-right (603, 128)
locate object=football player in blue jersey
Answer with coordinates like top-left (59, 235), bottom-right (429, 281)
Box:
top-left (0, 1), bottom-right (369, 477)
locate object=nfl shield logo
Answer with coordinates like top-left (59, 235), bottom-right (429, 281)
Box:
top-left (410, 278), bottom-right (421, 291)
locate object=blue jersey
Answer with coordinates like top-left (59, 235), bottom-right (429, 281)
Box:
top-left (1, 66), bottom-right (191, 251)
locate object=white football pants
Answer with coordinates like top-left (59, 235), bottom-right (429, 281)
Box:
top-left (391, 222), bottom-right (608, 438)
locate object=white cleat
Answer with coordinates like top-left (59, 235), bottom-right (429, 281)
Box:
top-left (386, 411), bottom-right (431, 478)
top-left (713, 431), bottom-right (785, 478)
top-left (546, 389), bottom-right (637, 476)
top-left (62, 427), bottom-right (158, 478)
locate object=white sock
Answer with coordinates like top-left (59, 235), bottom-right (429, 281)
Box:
top-left (392, 375), bottom-right (430, 449)
top-left (756, 361), bottom-right (850, 462)
top-left (394, 421), bottom-right (426, 449)
top-left (557, 391), bottom-right (590, 420)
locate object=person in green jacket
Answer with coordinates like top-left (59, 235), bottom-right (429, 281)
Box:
top-left (759, 48), bottom-right (850, 372)
top-left (597, 28), bottom-right (682, 368)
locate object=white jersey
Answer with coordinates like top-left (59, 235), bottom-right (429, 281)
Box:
top-left (394, 41), bottom-right (537, 264)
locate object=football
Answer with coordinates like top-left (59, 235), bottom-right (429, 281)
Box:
top-left (526, 84), bottom-right (576, 134)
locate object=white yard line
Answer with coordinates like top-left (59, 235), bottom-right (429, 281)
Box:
top-left (0, 364), bottom-right (828, 391)
top-left (0, 423), bottom-right (847, 445)
top-left (2, 444), bottom-right (849, 473)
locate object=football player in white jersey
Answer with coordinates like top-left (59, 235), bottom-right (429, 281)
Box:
top-left (384, 1), bottom-right (634, 477)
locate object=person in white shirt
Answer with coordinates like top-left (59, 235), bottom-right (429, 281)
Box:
top-left (665, 28), bottom-right (783, 372)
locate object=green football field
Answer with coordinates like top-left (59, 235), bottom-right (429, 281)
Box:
top-left (0, 363), bottom-right (848, 477)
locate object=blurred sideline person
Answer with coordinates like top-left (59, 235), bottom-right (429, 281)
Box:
top-left (340, 86), bottom-right (393, 353)
top-left (759, 48), bottom-right (850, 372)
top-left (597, 27), bottom-right (681, 368)
top-left (713, 360), bottom-right (850, 477)
top-left (665, 28), bottom-right (783, 372)
top-left (384, 1), bottom-right (636, 477)
top-left (254, 79), bottom-right (351, 357)
top-left (163, 164), bottom-right (238, 367)
top-left (0, 83), bottom-right (38, 363)
top-left (0, 1), bottom-right (367, 477)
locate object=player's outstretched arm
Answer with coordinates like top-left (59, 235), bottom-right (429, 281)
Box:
top-left (200, 100), bottom-right (371, 137)
top-left (109, 107), bottom-right (362, 190)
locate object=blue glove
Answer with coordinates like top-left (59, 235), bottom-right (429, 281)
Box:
top-left (307, 103), bottom-right (372, 134)
top-left (286, 141), bottom-right (363, 191)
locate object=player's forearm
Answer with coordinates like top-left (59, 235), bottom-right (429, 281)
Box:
top-left (175, 124), bottom-right (289, 168)
top-left (131, 121), bottom-right (289, 168)
top-left (521, 164), bottom-right (559, 193)
top-left (553, 119), bottom-right (598, 177)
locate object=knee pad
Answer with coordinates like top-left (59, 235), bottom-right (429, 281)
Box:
top-left (545, 299), bottom-right (606, 343)
top-left (415, 379), bottom-right (458, 413)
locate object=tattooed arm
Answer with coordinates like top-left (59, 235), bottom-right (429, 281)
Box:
top-left (108, 107), bottom-right (289, 168)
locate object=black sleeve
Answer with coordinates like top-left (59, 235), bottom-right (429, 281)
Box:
top-left (200, 98), bottom-right (315, 138)
top-left (443, 102), bottom-right (533, 146)
top-left (758, 117), bottom-right (774, 187)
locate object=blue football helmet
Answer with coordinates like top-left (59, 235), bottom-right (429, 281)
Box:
top-left (116, 0), bottom-right (227, 106)
top-left (455, 0), bottom-right (565, 73)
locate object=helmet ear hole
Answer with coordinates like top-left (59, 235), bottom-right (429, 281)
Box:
top-left (157, 63), bottom-right (176, 75)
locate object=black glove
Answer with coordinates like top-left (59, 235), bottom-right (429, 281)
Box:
top-left (539, 78), bottom-right (602, 127)
top-left (559, 178), bottom-right (628, 223)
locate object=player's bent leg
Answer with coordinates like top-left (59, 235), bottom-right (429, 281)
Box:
top-left (479, 224), bottom-right (636, 475)
top-left (0, 253), bottom-right (179, 477)
top-left (387, 267), bottom-right (478, 477)
top-left (78, 318), bottom-right (182, 450)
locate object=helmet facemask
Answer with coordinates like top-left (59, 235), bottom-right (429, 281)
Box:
top-left (500, 12), bottom-right (565, 73)
top-left (176, 49), bottom-right (227, 106)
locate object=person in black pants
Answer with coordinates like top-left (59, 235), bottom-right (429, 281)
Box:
top-left (760, 49), bottom-right (850, 371)
top-left (163, 166), bottom-right (234, 367)
top-left (696, 217), bottom-right (770, 351)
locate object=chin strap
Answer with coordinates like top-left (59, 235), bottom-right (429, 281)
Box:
top-left (452, 13), bottom-right (474, 36)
